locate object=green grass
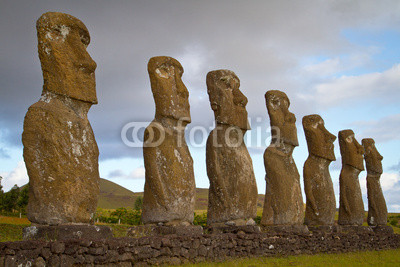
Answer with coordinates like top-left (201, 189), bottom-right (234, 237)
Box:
top-left (0, 223), bottom-right (30, 242)
top-left (182, 249), bottom-right (400, 266)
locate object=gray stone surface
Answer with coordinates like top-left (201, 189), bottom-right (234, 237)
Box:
top-left (22, 225), bottom-right (112, 241)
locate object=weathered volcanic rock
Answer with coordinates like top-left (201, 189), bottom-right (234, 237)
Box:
top-left (141, 56), bottom-right (195, 225)
top-left (362, 138), bottom-right (387, 226)
top-left (22, 12), bottom-right (99, 225)
top-left (205, 70), bottom-right (258, 226)
top-left (303, 114), bottom-right (336, 225)
top-left (338, 130), bottom-right (365, 226)
top-left (261, 90), bottom-right (304, 226)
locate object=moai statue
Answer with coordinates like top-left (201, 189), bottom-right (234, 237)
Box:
top-left (338, 130), bottom-right (365, 226)
top-left (303, 115), bottom-right (336, 226)
top-left (362, 138), bottom-right (387, 226)
top-left (261, 90), bottom-right (305, 228)
top-left (206, 70), bottom-right (258, 227)
top-left (22, 12), bottom-right (100, 226)
top-left (141, 56), bottom-right (196, 226)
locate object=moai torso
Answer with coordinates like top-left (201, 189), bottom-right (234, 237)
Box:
top-left (261, 90), bottom-right (304, 225)
top-left (22, 12), bottom-right (99, 225)
top-left (303, 115), bottom-right (336, 225)
top-left (363, 138), bottom-right (387, 226)
top-left (205, 70), bottom-right (257, 226)
top-left (338, 130), bottom-right (365, 226)
top-left (141, 56), bottom-right (195, 225)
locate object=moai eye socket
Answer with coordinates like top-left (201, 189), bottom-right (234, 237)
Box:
top-left (155, 66), bottom-right (172, 79)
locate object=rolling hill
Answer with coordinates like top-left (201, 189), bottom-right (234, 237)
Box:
top-left (98, 178), bottom-right (265, 211)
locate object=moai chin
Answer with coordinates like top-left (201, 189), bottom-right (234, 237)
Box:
top-left (141, 56), bottom-right (196, 226)
top-left (22, 12), bottom-right (99, 225)
top-left (206, 70), bottom-right (258, 226)
top-left (338, 130), bottom-right (365, 226)
top-left (362, 138), bottom-right (387, 226)
top-left (303, 114), bottom-right (336, 226)
top-left (261, 90), bottom-right (305, 226)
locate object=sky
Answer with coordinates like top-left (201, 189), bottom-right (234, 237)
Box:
top-left (1, 0), bottom-right (400, 212)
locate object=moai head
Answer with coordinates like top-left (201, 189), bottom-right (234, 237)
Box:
top-left (265, 90), bottom-right (298, 146)
top-left (37, 12), bottom-right (97, 103)
top-left (338, 130), bottom-right (364, 171)
top-left (148, 56), bottom-right (191, 123)
top-left (206, 70), bottom-right (249, 130)
top-left (362, 138), bottom-right (383, 175)
top-left (302, 114), bottom-right (336, 161)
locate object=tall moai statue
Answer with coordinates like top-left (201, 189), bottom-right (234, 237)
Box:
top-left (261, 90), bottom-right (305, 226)
top-left (22, 12), bottom-right (100, 225)
top-left (303, 115), bottom-right (336, 226)
top-left (141, 56), bottom-right (196, 226)
top-left (338, 130), bottom-right (365, 226)
top-left (206, 70), bottom-right (258, 226)
top-left (362, 138), bottom-right (387, 226)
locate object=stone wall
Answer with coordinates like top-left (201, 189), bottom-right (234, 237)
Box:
top-left (1, 230), bottom-right (399, 266)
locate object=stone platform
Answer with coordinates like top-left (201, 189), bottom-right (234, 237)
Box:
top-left (260, 224), bottom-right (310, 235)
top-left (126, 225), bottom-right (203, 238)
top-left (23, 224), bottom-right (113, 241)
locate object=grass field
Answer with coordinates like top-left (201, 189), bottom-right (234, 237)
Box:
top-left (182, 249), bottom-right (400, 266)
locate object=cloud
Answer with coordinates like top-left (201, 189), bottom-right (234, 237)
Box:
top-left (389, 161), bottom-right (400, 172)
top-left (380, 172), bottom-right (400, 191)
top-left (0, 161), bottom-right (28, 192)
top-left (107, 166), bottom-right (145, 180)
top-left (381, 172), bottom-right (400, 212)
top-left (0, 148), bottom-right (10, 159)
top-left (353, 114), bottom-right (400, 143)
top-left (305, 64), bottom-right (400, 108)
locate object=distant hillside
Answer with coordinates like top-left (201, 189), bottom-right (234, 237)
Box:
top-left (98, 178), bottom-right (142, 209)
top-left (22, 178), bottom-right (266, 210)
top-left (99, 178), bottom-right (266, 210)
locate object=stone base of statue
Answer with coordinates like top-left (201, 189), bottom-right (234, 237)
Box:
top-left (370, 225), bottom-right (394, 234)
top-left (261, 225), bottom-right (309, 235)
top-left (127, 225), bottom-right (203, 238)
top-left (307, 225), bottom-right (341, 233)
top-left (23, 224), bottom-right (113, 241)
top-left (206, 225), bottom-right (261, 235)
top-left (338, 225), bottom-right (374, 234)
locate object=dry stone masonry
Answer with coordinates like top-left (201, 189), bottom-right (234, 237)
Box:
top-left (1, 229), bottom-right (399, 266)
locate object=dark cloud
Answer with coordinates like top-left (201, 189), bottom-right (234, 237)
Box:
top-left (2, 0), bottom-right (400, 161)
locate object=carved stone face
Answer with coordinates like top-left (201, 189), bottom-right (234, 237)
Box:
top-left (148, 56), bottom-right (191, 123)
top-left (339, 130), bottom-right (365, 171)
top-left (362, 138), bottom-right (383, 175)
top-left (37, 12), bottom-right (97, 103)
top-left (206, 70), bottom-right (249, 130)
top-left (265, 90), bottom-right (298, 146)
top-left (303, 114), bottom-right (336, 161)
